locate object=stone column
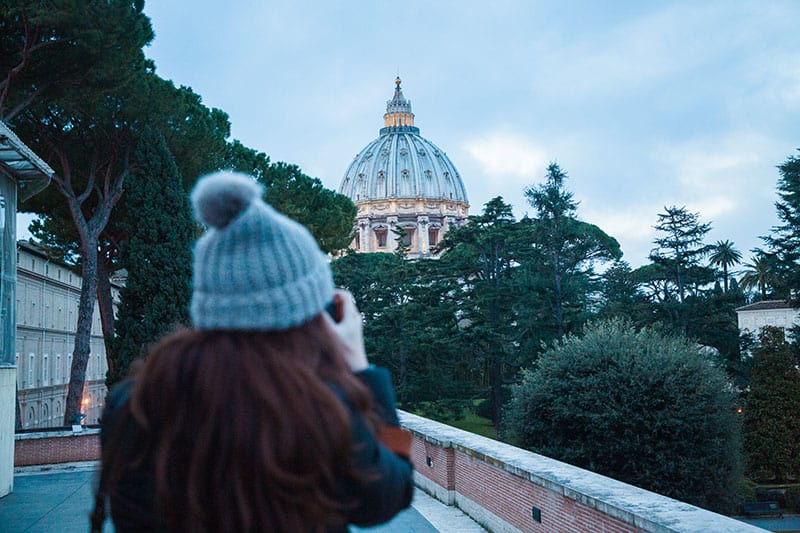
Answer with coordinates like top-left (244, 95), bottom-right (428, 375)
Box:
top-left (417, 215), bottom-right (429, 256)
top-left (358, 218), bottom-right (370, 252)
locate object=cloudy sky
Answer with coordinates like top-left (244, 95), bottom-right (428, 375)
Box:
top-left (138, 0), bottom-right (798, 267)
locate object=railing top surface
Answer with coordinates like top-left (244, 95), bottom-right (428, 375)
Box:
top-left (15, 427), bottom-right (100, 440)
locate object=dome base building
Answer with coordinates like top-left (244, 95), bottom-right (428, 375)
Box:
top-left (339, 79), bottom-right (469, 258)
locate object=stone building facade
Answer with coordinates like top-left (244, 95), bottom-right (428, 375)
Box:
top-left (15, 241), bottom-right (114, 429)
top-left (338, 78), bottom-right (469, 257)
top-left (736, 299), bottom-right (800, 340)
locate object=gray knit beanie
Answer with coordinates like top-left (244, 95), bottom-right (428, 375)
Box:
top-left (189, 171), bottom-right (335, 330)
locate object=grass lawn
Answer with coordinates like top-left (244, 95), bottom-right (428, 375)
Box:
top-left (442, 411), bottom-right (497, 439)
top-left (408, 399), bottom-right (497, 439)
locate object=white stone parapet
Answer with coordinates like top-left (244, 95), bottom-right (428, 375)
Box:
top-left (399, 411), bottom-right (764, 533)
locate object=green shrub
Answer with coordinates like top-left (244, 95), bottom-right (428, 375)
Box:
top-left (503, 319), bottom-right (742, 513)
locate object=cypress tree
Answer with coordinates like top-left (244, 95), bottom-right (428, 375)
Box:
top-left (108, 127), bottom-right (194, 385)
top-left (743, 326), bottom-right (800, 482)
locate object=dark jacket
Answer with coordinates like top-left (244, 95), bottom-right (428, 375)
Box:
top-left (97, 365), bottom-right (413, 532)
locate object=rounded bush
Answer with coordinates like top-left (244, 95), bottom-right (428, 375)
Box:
top-left (503, 319), bottom-right (741, 513)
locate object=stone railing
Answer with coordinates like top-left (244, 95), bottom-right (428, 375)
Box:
top-left (399, 411), bottom-right (762, 533)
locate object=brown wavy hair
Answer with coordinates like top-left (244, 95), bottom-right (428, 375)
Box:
top-left (101, 317), bottom-right (376, 532)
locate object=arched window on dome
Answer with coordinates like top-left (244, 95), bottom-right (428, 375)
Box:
top-left (354, 232), bottom-right (361, 250)
top-left (376, 170), bottom-right (386, 195)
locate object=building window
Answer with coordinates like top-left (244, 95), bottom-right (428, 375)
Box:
top-left (429, 228), bottom-right (438, 246)
top-left (355, 232), bottom-right (361, 250)
top-left (42, 354), bottom-right (48, 385)
top-left (376, 230), bottom-right (387, 248)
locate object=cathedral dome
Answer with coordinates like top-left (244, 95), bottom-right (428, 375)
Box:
top-left (339, 78), bottom-right (469, 205)
top-left (338, 78), bottom-right (469, 257)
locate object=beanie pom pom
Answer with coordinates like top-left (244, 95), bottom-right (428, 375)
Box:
top-left (191, 171), bottom-right (264, 229)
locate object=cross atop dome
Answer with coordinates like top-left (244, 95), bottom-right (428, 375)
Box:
top-left (382, 77), bottom-right (418, 134)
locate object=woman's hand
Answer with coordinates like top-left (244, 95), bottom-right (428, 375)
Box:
top-left (321, 289), bottom-right (369, 372)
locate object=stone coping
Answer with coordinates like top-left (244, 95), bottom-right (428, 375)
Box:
top-left (15, 460), bottom-right (100, 476)
top-left (398, 410), bottom-right (764, 533)
top-left (15, 427), bottom-right (100, 440)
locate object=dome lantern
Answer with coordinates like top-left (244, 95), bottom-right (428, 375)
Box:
top-left (381, 77), bottom-right (418, 134)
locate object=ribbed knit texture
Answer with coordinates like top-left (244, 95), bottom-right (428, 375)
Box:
top-left (190, 172), bottom-right (334, 330)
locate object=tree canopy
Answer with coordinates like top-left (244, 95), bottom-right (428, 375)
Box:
top-left (763, 151), bottom-right (800, 303)
top-left (649, 206), bottom-right (713, 304)
top-left (709, 239), bottom-right (742, 293)
top-left (0, 0), bottom-right (153, 121)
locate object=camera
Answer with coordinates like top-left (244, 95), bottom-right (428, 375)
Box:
top-left (325, 299), bottom-right (340, 322)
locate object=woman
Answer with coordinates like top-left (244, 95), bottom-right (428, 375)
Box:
top-left (94, 172), bottom-right (413, 532)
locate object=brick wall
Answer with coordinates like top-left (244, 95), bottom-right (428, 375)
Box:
top-left (10, 413), bottom-right (765, 533)
top-left (400, 411), bottom-right (763, 533)
top-left (15, 428), bottom-right (100, 466)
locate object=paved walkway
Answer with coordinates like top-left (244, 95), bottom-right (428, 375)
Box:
top-left (6, 464), bottom-right (799, 532)
top-left (0, 463), bottom-right (485, 532)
